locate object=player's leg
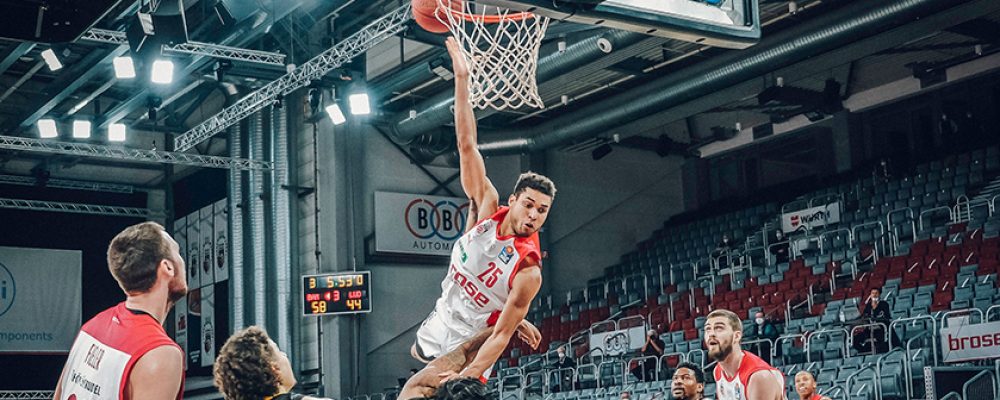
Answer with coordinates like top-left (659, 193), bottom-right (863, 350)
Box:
top-left (411, 310), bottom-right (450, 363)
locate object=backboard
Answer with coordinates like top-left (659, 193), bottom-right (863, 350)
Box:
top-left (476, 0), bottom-right (760, 49)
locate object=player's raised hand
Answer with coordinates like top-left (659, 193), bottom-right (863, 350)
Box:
top-left (445, 37), bottom-right (469, 81)
top-left (516, 319), bottom-right (542, 350)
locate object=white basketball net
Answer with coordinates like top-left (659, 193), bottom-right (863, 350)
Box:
top-left (435, 0), bottom-right (549, 110)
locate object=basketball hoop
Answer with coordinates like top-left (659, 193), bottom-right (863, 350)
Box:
top-left (430, 0), bottom-right (549, 110)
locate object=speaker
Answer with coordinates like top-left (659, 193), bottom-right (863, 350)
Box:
top-left (125, 0), bottom-right (190, 57)
top-left (0, 0), bottom-right (123, 43)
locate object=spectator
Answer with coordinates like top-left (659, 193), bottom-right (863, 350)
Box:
top-left (794, 371), bottom-right (832, 400)
top-left (853, 288), bottom-right (892, 354)
top-left (744, 311), bottom-right (780, 363)
top-left (214, 326), bottom-right (332, 400)
top-left (620, 391), bottom-right (632, 400)
top-left (550, 345), bottom-right (576, 392)
top-left (630, 329), bottom-right (664, 382)
top-left (769, 230), bottom-right (790, 264)
top-left (670, 362), bottom-right (706, 400)
top-left (712, 234), bottom-right (734, 269)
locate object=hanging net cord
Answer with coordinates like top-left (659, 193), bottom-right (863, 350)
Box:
top-left (435, 0), bottom-right (550, 110)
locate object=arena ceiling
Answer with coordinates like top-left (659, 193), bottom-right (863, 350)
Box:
top-left (0, 0), bottom-right (996, 189)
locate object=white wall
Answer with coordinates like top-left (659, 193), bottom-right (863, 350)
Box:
top-left (543, 147), bottom-right (686, 293)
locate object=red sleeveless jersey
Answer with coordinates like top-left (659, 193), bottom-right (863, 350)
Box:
top-left (713, 350), bottom-right (785, 400)
top-left (59, 302), bottom-right (184, 400)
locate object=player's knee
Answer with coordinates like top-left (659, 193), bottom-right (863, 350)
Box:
top-left (411, 342), bottom-right (430, 363)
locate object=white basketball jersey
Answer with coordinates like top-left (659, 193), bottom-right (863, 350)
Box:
top-left (714, 351), bottom-right (786, 400)
top-left (434, 206), bottom-right (541, 337)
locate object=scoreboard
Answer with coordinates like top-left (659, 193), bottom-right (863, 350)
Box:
top-left (302, 271), bottom-right (372, 316)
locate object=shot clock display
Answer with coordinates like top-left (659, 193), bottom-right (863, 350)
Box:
top-left (302, 271), bottom-right (371, 316)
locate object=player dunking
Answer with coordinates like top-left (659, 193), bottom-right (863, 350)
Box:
top-left (411, 36), bottom-right (555, 381)
top-left (705, 309), bottom-right (786, 400)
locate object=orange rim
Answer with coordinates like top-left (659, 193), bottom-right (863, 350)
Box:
top-left (439, 2), bottom-right (535, 24)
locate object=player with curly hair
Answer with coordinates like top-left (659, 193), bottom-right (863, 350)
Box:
top-left (213, 326), bottom-right (330, 400)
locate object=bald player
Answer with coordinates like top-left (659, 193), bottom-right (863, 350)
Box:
top-left (411, 36), bottom-right (554, 381)
top-left (704, 309), bottom-right (785, 400)
top-left (794, 371), bottom-right (832, 400)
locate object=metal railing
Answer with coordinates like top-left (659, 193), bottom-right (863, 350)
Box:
top-left (986, 304), bottom-right (1000, 322)
top-left (626, 355), bottom-right (661, 383)
top-left (773, 334), bottom-right (806, 365)
top-left (851, 221), bottom-right (885, 263)
top-left (845, 364), bottom-right (877, 400)
top-left (686, 349), bottom-right (706, 368)
top-left (963, 370), bottom-right (996, 400)
top-left (919, 206), bottom-right (955, 232)
top-left (904, 331), bottom-right (931, 399)
top-left (806, 328), bottom-right (848, 362)
top-left (547, 367), bottom-right (576, 393)
top-left (849, 322), bottom-right (889, 355)
top-left (875, 348), bottom-right (904, 400)
top-left (890, 314), bottom-right (938, 366)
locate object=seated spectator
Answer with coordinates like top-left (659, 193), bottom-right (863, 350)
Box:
top-left (670, 362), bottom-right (706, 400)
top-left (550, 345), bottom-right (576, 392)
top-left (853, 288), bottom-right (893, 354)
top-left (630, 329), bottom-right (664, 382)
top-left (744, 311), bottom-right (780, 363)
top-left (794, 371), bottom-right (832, 400)
top-left (769, 230), bottom-right (789, 264)
top-left (214, 326), bottom-right (332, 400)
top-left (620, 391), bottom-right (632, 400)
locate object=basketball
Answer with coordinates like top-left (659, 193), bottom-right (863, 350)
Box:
top-left (412, 0), bottom-right (457, 34)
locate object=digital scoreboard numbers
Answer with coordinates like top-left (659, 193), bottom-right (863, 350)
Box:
top-left (302, 271), bottom-right (372, 316)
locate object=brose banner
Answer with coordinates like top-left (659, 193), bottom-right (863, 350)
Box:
top-left (375, 192), bottom-right (470, 256)
top-left (940, 320), bottom-right (1000, 363)
top-left (780, 201), bottom-right (842, 233)
top-left (0, 246), bottom-right (82, 353)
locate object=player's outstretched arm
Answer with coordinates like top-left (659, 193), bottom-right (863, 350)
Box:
top-left (457, 266), bottom-right (542, 380)
top-left (446, 37), bottom-right (498, 222)
top-left (400, 328), bottom-right (493, 399)
top-left (746, 370), bottom-right (784, 400)
top-left (126, 345), bottom-right (185, 400)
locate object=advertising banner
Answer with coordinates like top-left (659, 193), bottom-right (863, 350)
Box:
top-left (0, 246), bottom-right (82, 353)
top-left (374, 192), bottom-right (470, 256)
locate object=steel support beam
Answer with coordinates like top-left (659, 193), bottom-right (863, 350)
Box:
top-left (0, 135), bottom-right (272, 170)
top-left (0, 198), bottom-right (153, 218)
top-left (0, 391), bottom-right (55, 400)
top-left (174, 4), bottom-right (412, 152)
top-left (0, 43), bottom-right (34, 76)
top-left (13, 46), bottom-right (129, 130)
top-left (81, 29), bottom-right (287, 66)
top-left (0, 174), bottom-right (135, 193)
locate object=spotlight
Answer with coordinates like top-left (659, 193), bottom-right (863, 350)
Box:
top-left (73, 120), bottom-right (92, 139)
top-left (38, 119), bottom-right (58, 138)
top-left (108, 123), bottom-right (127, 142)
top-left (113, 56), bottom-right (136, 79)
top-left (150, 59), bottom-right (174, 84)
top-left (326, 104), bottom-right (346, 125)
top-left (348, 93), bottom-right (370, 115)
top-left (40, 49), bottom-right (63, 71)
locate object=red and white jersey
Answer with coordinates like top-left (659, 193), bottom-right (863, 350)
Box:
top-left (59, 302), bottom-right (183, 400)
top-left (714, 350), bottom-right (786, 400)
top-left (433, 206), bottom-right (541, 337)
